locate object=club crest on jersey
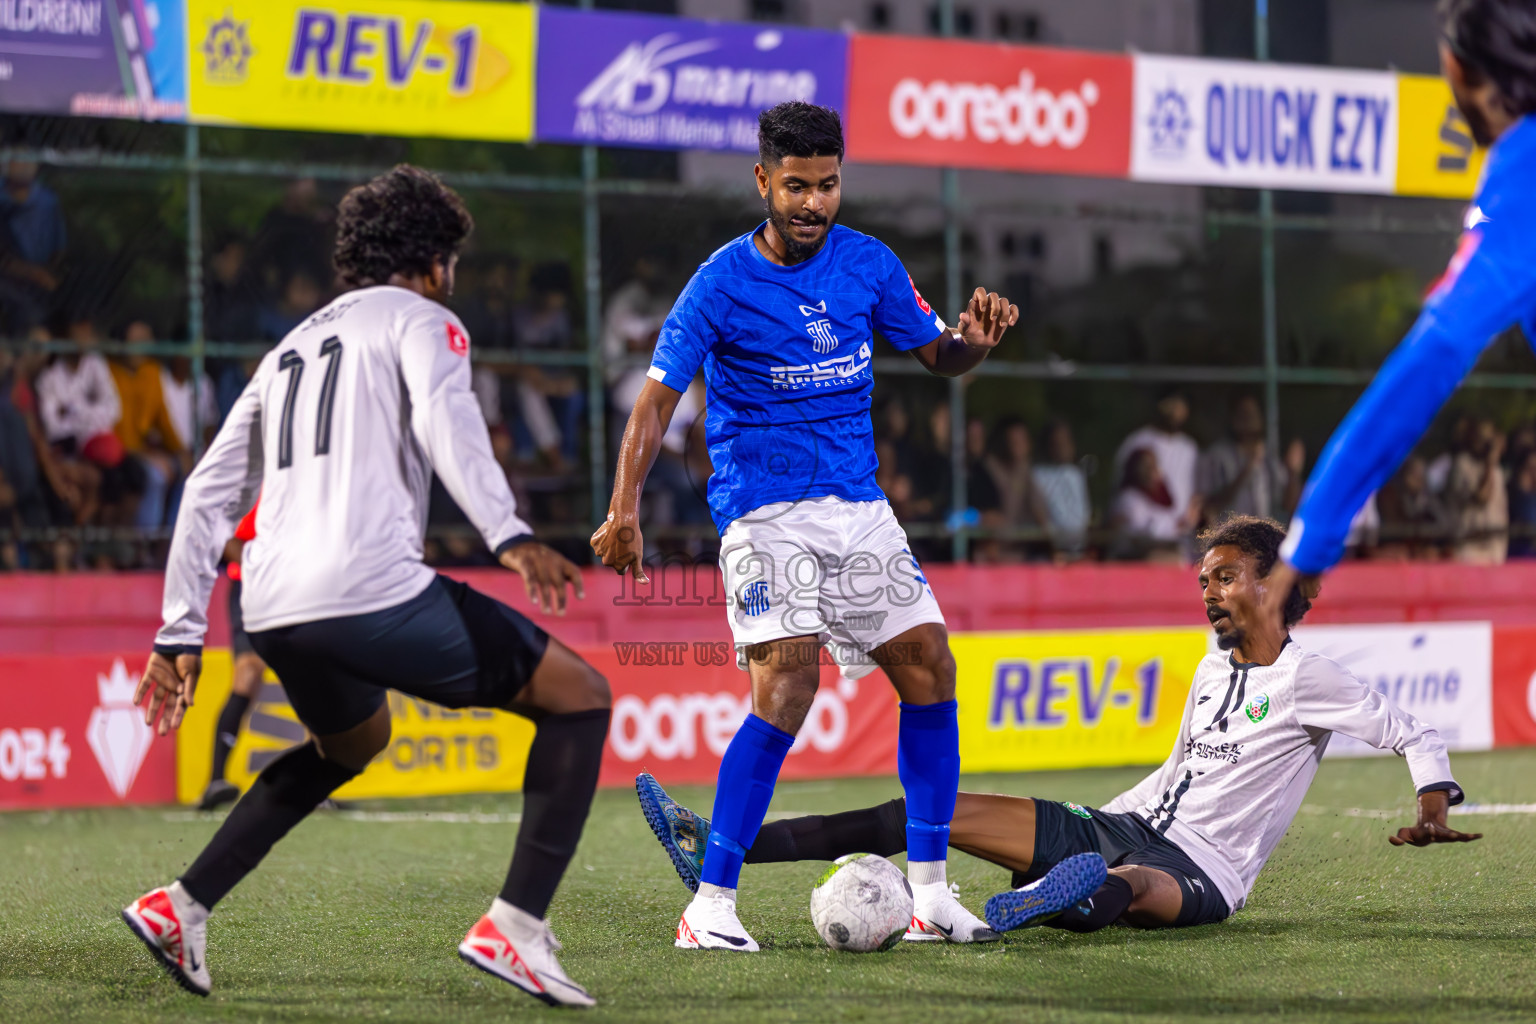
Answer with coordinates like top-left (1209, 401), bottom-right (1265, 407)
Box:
top-left (446, 321), bottom-right (469, 357)
top-left (1244, 693), bottom-right (1270, 723)
top-left (908, 275), bottom-right (933, 315)
top-left (1064, 802), bottom-right (1093, 819)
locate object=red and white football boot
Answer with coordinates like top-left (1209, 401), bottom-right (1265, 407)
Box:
top-left (458, 898), bottom-right (596, 1007)
top-left (121, 882), bottom-right (211, 996)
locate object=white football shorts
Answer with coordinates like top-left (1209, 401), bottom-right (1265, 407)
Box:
top-left (718, 496), bottom-right (945, 678)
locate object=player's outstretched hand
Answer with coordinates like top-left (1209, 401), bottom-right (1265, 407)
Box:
top-left (590, 512), bottom-right (650, 585)
top-left (135, 651), bottom-right (202, 737)
top-left (957, 286), bottom-right (1020, 351)
top-left (500, 540), bottom-right (586, 616)
top-left (1258, 560), bottom-right (1321, 633)
top-left (1390, 789), bottom-right (1482, 847)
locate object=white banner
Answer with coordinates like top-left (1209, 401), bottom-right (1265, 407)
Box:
top-left (1291, 622), bottom-right (1493, 755)
top-left (1131, 55), bottom-right (1398, 193)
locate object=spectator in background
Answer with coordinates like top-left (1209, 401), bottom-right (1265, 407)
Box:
top-left (1115, 387), bottom-right (1200, 531)
top-left (513, 262), bottom-right (583, 469)
top-left (1198, 394), bottom-right (1304, 523)
top-left (458, 259), bottom-right (523, 468)
top-left (0, 346), bottom-right (50, 535)
top-left (109, 320), bottom-right (184, 529)
top-left (1427, 414), bottom-right (1474, 495)
top-left (1111, 447), bottom-right (1190, 563)
top-left (256, 270), bottom-right (323, 341)
top-left (875, 397), bottom-right (916, 480)
top-left (161, 355), bottom-right (219, 459)
top-left (204, 235), bottom-right (263, 418)
top-left (36, 316), bottom-right (122, 472)
top-left (965, 417), bottom-right (1004, 563)
top-left (1508, 447), bottom-right (1536, 558)
top-left (0, 161), bottom-right (66, 333)
top-left (602, 257), bottom-right (667, 384)
top-left (1446, 417), bottom-right (1508, 564)
top-left (5, 331), bottom-right (92, 527)
top-left (1032, 417), bottom-right (1091, 561)
top-left (249, 177), bottom-right (333, 294)
top-left (1377, 455), bottom-right (1448, 560)
top-left (983, 416), bottom-right (1048, 559)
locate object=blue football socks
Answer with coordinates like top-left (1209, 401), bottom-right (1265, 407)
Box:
top-left (898, 700), bottom-right (960, 868)
top-left (700, 713), bottom-right (795, 891)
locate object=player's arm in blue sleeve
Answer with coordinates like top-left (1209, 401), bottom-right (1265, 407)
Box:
top-left (871, 242), bottom-right (1021, 377)
top-left (646, 270), bottom-right (717, 394)
top-left (870, 244), bottom-right (948, 355)
top-left (1283, 180), bottom-right (1536, 573)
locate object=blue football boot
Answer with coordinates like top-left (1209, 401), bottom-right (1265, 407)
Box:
top-left (983, 852), bottom-right (1109, 932)
top-left (635, 772), bottom-right (710, 894)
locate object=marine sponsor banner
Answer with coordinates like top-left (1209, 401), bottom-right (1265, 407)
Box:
top-left (1290, 622), bottom-right (1493, 754)
top-left (0, 654), bottom-right (177, 809)
top-left (535, 7), bottom-right (844, 153)
top-left (953, 629), bottom-right (1207, 773)
top-left (1491, 625), bottom-right (1536, 748)
top-left (0, 0), bottom-right (186, 118)
top-left (185, 0), bottom-right (534, 140)
top-left (1394, 72), bottom-right (1486, 199)
top-left (845, 34), bottom-right (1132, 176)
top-left (1131, 54), bottom-right (1398, 193)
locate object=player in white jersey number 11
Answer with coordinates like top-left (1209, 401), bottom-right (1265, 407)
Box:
top-left (636, 515), bottom-right (1480, 934)
top-left (122, 165), bottom-right (608, 1007)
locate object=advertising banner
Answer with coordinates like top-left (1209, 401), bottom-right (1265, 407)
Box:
top-left (1131, 54), bottom-right (1398, 193)
top-left (953, 629), bottom-right (1206, 773)
top-left (0, 654), bottom-right (177, 810)
top-left (846, 34), bottom-right (1132, 176)
top-left (1290, 622), bottom-right (1493, 754)
top-left (185, 0), bottom-right (534, 140)
top-left (1491, 625), bottom-right (1536, 748)
top-left (1394, 72), bottom-right (1486, 199)
top-left (0, 0), bottom-right (185, 119)
top-left (535, 7), bottom-right (843, 153)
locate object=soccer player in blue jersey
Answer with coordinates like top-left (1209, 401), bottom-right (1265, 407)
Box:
top-left (591, 101), bottom-right (1048, 950)
top-left (1266, 0), bottom-right (1536, 611)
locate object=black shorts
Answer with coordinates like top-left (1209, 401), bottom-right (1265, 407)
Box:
top-left (1015, 799), bottom-right (1231, 927)
top-left (227, 578), bottom-right (255, 658)
top-left (247, 575), bottom-right (550, 736)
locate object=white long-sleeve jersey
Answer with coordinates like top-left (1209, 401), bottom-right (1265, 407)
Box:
top-left (156, 285), bottom-right (532, 648)
top-left (1101, 639), bottom-right (1460, 914)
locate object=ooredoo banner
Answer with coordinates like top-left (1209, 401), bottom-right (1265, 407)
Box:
top-left (1491, 625), bottom-right (1536, 748)
top-left (1290, 622), bottom-right (1494, 754)
top-left (1131, 54), bottom-right (1398, 193)
top-left (0, 0), bottom-right (186, 119)
top-left (953, 629), bottom-right (1207, 773)
top-left (0, 654), bottom-right (177, 809)
top-left (185, 0), bottom-right (534, 140)
top-left (846, 34), bottom-right (1132, 177)
top-left (536, 7), bottom-right (845, 153)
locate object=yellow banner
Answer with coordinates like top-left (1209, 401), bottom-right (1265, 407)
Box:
top-left (176, 650), bottom-right (536, 803)
top-left (186, 0), bottom-right (534, 140)
top-left (953, 629), bottom-right (1207, 773)
top-left (1395, 73), bottom-right (1486, 198)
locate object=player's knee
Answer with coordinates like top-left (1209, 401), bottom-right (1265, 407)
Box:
top-left (576, 663), bottom-right (612, 712)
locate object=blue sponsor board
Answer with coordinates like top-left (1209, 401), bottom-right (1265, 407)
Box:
top-left (535, 6), bottom-right (847, 152)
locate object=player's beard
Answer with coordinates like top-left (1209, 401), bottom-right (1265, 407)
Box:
top-left (767, 195), bottom-right (836, 264)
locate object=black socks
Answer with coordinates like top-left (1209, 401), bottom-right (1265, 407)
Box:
top-left (746, 798), bottom-right (908, 864)
top-left (499, 709), bottom-right (609, 920)
top-left (1045, 874), bottom-right (1135, 932)
top-left (210, 693), bottom-right (252, 782)
top-left (179, 740), bottom-right (359, 909)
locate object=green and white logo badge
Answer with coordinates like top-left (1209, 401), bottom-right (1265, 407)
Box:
top-left (1064, 802), bottom-right (1093, 819)
top-left (1244, 693), bottom-right (1270, 723)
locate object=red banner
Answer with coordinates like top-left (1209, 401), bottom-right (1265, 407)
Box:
top-left (0, 654), bottom-right (177, 809)
top-left (1492, 626), bottom-right (1536, 748)
top-left (846, 35), bottom-right (1133, 176)
top-left (585, 646), bottom-right (898, 788)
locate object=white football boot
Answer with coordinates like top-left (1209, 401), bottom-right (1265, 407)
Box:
top-left (121, 881), bottom-right (211, 996)
top-left (675, 891), bottom-right (759, 951)
top-left (905, 882), bottom-right (1002, 943)
top-left (458, 898), bottom-right (596, 1007)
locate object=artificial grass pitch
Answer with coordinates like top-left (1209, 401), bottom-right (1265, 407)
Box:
top-left (3, 750), bottom-right (1534, 1023)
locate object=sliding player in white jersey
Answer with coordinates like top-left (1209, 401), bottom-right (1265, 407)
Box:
top-left (637, 516), bottom-right (1480, 932)
top-left (120, 166), bottom-right (610, 1007)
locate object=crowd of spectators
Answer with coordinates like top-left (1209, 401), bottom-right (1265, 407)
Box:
top-left (5, 164), bottom-right (1534, 572)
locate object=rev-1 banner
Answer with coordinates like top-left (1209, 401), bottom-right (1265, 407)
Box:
top-left (1131, 54), bottom-right (1398, 194)
top-left (535, 6), bottom-right (847, 153)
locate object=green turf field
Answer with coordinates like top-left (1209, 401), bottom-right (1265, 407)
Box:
top-left (3, 749), bottom-right (1534, 1023)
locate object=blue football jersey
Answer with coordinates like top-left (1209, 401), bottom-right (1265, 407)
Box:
top-left (1284, 115), bottom-right (1536, 573)
top-left (648, 223), bottom-right (946, 532)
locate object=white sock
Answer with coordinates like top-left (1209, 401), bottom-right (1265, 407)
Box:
top-left (908, 860), bottom-right (947, 888)
top-left (167, 881), bottom-right (209, 924)
top-left (698, 882), bottom-right (736, 901)
top-left (490, 897), bottom-right (544, 936)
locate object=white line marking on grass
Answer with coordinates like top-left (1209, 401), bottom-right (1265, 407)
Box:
top-left (1452, 803), bottom-right (1536, 816)
top-left (1299, 803), bottom-right (1536, 820)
